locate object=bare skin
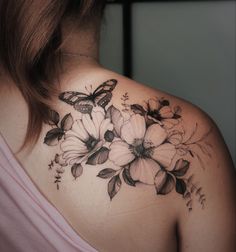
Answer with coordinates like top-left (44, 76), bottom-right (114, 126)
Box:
top-left (0, 21), bottom-right (235, 252)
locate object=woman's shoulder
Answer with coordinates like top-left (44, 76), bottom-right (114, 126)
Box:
top-left (56, 70), bottom-right (235, 205)
top-left (110, 74), bottom-right (236, 250)
top-left (110, 72), bottom-right (213, 128)
top-left (9, 70), bottom-right (234, 251)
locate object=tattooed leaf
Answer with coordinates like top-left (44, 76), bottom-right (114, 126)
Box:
top-left (86, 147), bottom-right (109, 165)
top-left (44, 128), bottom-right (64, 146)
top-left (130, 104), bottom-right (146, 116)
top-left (61, 113), bottom-right (73, 131)
top-left (97, 168), bottom-right (116, 179)
top-left (173, 106), bottom-right (182, 115)
top-left (54, 153), bottom-right (67, 166)
top-left (122, 168), bottom-right (136, 186)
top-left (106, 105), bottom-right (124, 136)
top-left (108, 175), bottom-right (122, 200)
top-left (71, 163), bottom-right (83, 179)
top-left (172, 159), bottom-right (190, 177)
top-left (154, 170), bottom-right (175, 195)
top-left (48, 110), bottom-right (60, 126)
top-left (175, 178), bottom-right (187, 195)
top-left (56, 167), bottom-right (65, 174)
top-left (173, 114), bottom-right (181, 119)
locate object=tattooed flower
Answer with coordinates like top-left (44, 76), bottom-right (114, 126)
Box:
top-left (61, 107), bottom-right (113, 165)
top-left (131, 98), bottom-right (181, 129)
top-left (109, 114), bottom-right (176, 185)
top-left (167, 130), bottom-right (184, 145)
top-left (146, 98), bottom-right (181, 128)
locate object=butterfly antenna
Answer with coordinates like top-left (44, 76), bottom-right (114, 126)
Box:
top-left (85, 85), bottom-right (93, 94)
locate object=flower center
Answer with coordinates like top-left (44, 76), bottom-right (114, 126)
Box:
top-left (148, 109), bottom-right (162, 121)
top-left (86, 136), bottom-right (99, 151)
top-left (132, 139), bottom-right (149, 158)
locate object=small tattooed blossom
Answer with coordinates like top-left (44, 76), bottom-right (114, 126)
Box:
top-left (61, 107), bottom-right (113, 165)
top-left (109, 114), bottom-right (176, 185)
top-left (131, 98), bottom-right (181, 129)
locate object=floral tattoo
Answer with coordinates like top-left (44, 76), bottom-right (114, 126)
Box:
top-left (44, 79), bottom-right (212, 211)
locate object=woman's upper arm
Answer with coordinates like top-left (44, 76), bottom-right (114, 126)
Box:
top-left (177, 112), bottom-right (236, 252)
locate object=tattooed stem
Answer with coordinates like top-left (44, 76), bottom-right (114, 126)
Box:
top-left (184, 177), bottom-right (206, 209)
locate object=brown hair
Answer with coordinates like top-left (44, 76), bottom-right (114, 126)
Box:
top-left (0, 0), bottom-right (106, 153)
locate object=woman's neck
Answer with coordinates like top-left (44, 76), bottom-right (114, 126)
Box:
top-left (61, 21), bottom-right (100, 62)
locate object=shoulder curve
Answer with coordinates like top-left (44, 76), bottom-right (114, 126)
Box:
top-left (54, 73), bottom-right (235, 206)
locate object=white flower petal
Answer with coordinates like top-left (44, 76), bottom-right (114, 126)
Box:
top-left (151, 143), bottom-right (176, 167)
top-left (130, 158), bottom-right (161, 185)
top-left (144, 124), bottom-right (167, 148)
top-left (91, 109), bottom-right (104, 128)
top-left (109, 141), bottom-right (135, 166)
top-left (168, 132), bottom-right (183, 145)
top-left (121, 114), bottom-right (146, 145)
top-left (99, 118), bottom-right (113, 139)
top-left (65, 119), bottom-right (89, 142)
top-left (159, 106), bottom-right (174, 119)
top-left (82, 109), bottom-right (105, 139)
top-left (163, 119), bottom-right (179, 129)
top-left (63, 150), bottom-right (86, 158)
top-left (148, 99), bottom-right (160, 111)
top-left (68, 156), bottom-right (84, 165)
top-left (62, 150), bottom-right (86, 165)
top-left (61, 137), bottom-right (88, 153)
top-left (82, 114), bottom-right (98, 139)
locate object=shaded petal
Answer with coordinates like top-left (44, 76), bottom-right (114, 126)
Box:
top-left (151, 143), bottom-right (176, 167)
top-left (163, 119), bottom-right (179, 129)
top-left (168, 131), bottom-right (183, 145)
top-left (121, 114), bottom-right (146, 145)
top-left (99, 118), bottom-right (113, 139)
top-left (66, 119), bottom-right (89, 141)
top-left (82, 114), bottom-right (99, 139)
top-left (109, 141), bottom-right (135, 166)
top-left (82, 108), bottom-right (104, 139)
top-left (130, 158), bottom-right (161, 185)
top-left (148, 99), bottom-right (160, 111)
top-left (61, 137), bottom-right (88, 153)
top-left (63, 150), bottom-right (87, 159)
top-left (67, 156), bottom-right (85, 165)
top-left (154, 170), bottom-right (175, 195)
top-left (159, 106), bottom-right (174, 119)
top-left (62, 148), bottom-right (87, 165)
top-left (91, 108), bottom-right (105, 127)
top-left (144, 124), bottom-right (167, 148)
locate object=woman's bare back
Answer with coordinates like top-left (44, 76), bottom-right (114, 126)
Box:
top-left (0, 68), bottom-right (235, 252)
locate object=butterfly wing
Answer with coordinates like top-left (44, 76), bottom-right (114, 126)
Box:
top-left (93, 79), bottom-right (117, 94)
top-left (59, 91), bottom-right (88, 105)
top-left (95, 92), bottom-right (113, 108)
top-left (93, 79), bottom-right (117, 108)
top-left (74, 99), bottom-right (94, 114)
top-left (59, 79), bottom-right (117, 112)
top-left (59, 91), bottom-right (94, 114)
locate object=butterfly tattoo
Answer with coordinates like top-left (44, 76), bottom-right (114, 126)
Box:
top-left (59, 79), bottom-right (117, 114)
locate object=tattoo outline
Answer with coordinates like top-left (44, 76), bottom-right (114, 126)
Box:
top-left (44, 79), bottom-right (212, 210)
